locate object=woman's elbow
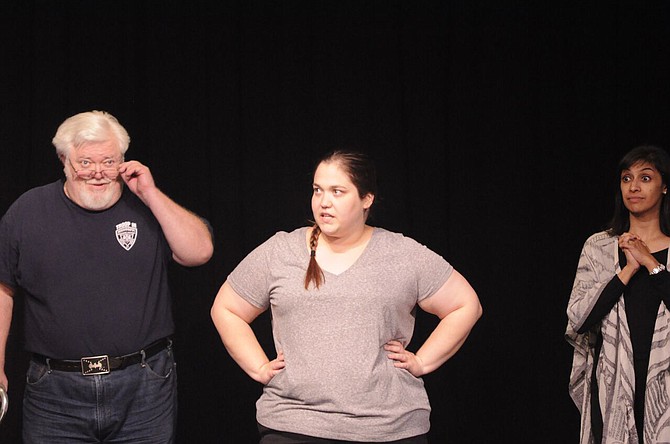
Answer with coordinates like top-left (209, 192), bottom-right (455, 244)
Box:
top-left (474, 300), bottom-right (483, 320)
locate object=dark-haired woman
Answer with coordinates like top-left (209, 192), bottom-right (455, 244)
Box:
top-left (567, 145), bottom-right (670, 443)
top-left (211, 150), bottom-right (482, 443)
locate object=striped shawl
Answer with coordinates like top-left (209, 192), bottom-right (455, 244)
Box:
top-left (566, 231), bottom-right (670, 444)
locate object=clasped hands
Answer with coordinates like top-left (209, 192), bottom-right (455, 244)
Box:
top-left (618, 232), bottom-right (656, 271)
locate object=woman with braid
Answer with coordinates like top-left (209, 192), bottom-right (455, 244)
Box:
top-left (567, 145), bottom-right (670, 443)
top-left (211, 150), bottom-right (482, 443)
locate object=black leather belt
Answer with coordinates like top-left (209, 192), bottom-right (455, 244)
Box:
top-left (32, 337), bottom-right (171, 375)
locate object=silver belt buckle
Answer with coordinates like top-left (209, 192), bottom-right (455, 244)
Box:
top-left (81, 355), bottom-right (111, 375)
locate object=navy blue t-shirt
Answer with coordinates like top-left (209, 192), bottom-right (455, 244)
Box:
top-left (0, 180), bottom-right (174, 359)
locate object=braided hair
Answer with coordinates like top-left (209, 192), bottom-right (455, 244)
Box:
top-left (304, 224), bottom-right (325, 289)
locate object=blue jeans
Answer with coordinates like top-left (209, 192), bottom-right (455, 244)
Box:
top-left (22, 346), bottom-right (177, 443)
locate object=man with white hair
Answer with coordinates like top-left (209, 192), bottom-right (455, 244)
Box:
top-left (0, 110), bottom-right (214, 443)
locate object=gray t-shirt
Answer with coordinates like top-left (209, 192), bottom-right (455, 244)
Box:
top-left (228, 227), bottom-right (453, 442)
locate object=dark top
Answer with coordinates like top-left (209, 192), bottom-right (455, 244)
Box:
top-left (0, 180), bottom-right (174, 358)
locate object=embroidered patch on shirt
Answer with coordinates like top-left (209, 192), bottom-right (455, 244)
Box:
top-left (116, 221), bottom-right (138, 251)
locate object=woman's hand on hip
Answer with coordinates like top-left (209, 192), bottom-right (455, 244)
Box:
top-left (384, 340), bottom-right (425, 377)
top-left (257, 351), bottom-right (285, 385)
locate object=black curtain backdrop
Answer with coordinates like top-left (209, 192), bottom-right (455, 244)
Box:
top-left (1, 1), bottom-right (669, 442)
